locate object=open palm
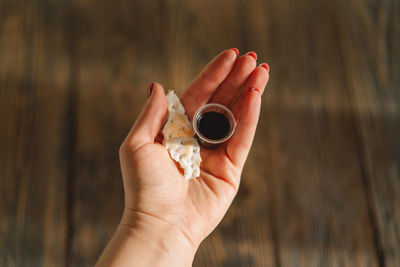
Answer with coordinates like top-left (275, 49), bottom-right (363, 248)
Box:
top-left (119, 49), bottom-right (269, 249)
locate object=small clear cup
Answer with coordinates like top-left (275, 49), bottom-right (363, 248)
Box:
top-left (192, 103), bottom-right (236, 149)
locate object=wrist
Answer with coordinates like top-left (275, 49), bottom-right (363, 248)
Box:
top-left (97, 207), bottom-right (197, 267)
top-left (121, 207), bottom-right (198, 254)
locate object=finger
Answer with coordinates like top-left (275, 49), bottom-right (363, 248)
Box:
top-left (180, 48), bottom-right (238, 119)
top-left (231, 64), bottom-right (269, 119)
top-left (124, 82), bottom-right (167, 152)
top-left (209, 51), bottom-right (257, 107)
top-left (225, 88), bottom-right (261, 168)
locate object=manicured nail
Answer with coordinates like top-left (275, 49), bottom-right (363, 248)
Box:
top-left (259, 63), bottom-right (270, 72)
top-left (147, 82), bottom-right (154, 97)
top-left (248, 87), bottom-right (260, 93)
top-left (246, 51), bottom-right (257, 60)
top-left (231, 48), bottom-right (239, 56)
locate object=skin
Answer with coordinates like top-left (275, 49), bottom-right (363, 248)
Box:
top-left (96, 49), bottom-right (269, 266)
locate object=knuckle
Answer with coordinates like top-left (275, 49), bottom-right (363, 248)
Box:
top-left (223, 49), bottom-right (237, 59)
top-left (200, 69), bottom-right (219, 84)
top-left (119, 140), bottom-right (135, 156)
top-left (255, 66), bottom-right (269, 78)
top-left (119, 141), bottom-right (128, 156)
top-left (239, 54), bottom-right (257, 66)
top-left (119, 136), bottom-right (147, 158)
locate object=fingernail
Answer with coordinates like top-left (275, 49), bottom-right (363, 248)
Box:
top-left (248, 87), bottom-right (260, 93)
top-left (246, 51), bottom-right (257, 61)
top-left (147, 82), bottom-right (154, 97)
top-left (259, 63), bottom-right (270, 72)
top-left (231, 48), bottom-right (239, 56)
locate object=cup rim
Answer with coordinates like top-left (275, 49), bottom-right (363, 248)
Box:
top-left (192, 103), bottom-right (236, 144)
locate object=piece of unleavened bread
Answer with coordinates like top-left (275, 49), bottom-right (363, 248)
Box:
top-left (162, 90), bottom-right (201, 179)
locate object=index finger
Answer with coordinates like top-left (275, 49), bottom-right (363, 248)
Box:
top-left (180, 49), bottom-right (238, 119)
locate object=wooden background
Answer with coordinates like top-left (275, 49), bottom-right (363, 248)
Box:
top-left (1, 0), bottom-right (399, 266)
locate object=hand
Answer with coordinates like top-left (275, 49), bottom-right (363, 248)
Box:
top-left (96, 49), bottom-right (269, 266)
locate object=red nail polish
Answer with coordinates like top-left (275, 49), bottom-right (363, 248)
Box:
top-left (148, 82), bottom-right (154, 97)
top-left (231, 48), bottom-right (239, 56)
top-left (246, 51), bottom-right (257, 60)
top-left (248, 87), bottom-right (260, 93)
top-left (259, 63), bottom-right (270, 72)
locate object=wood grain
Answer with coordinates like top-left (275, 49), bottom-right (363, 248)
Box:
top-left (335, 0), bottom-right (400, 265)
top-left (0, 0), bottom-right (399, 266)
top-left (261, 0), bottom-right (379, 266)
top-left (0, 0), bottom-right (70, 265)
top-left (68, 1), bottom-right (168, 265)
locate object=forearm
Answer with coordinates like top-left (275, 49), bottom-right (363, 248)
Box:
top-left (96, 209), bottom-right (197, 267)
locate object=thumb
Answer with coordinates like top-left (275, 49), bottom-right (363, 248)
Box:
top-left (123, 82), bottom-right (167, 152)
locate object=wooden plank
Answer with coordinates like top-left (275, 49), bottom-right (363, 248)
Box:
top-left (355, 117), bottom-right (400, 267)
top-left (259, 0), bottom-right (381, 266)
top-left (69, 1), bottom-right (168, 265)
top-left (335, 0), bottom-right (400, 265)
top-left (0, 0), bottom-right (70, 266)
top-left (264, 107), bottom-right (380, 267)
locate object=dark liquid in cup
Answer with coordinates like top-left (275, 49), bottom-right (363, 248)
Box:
top-left (197, 111), bottom-right (230, 140)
